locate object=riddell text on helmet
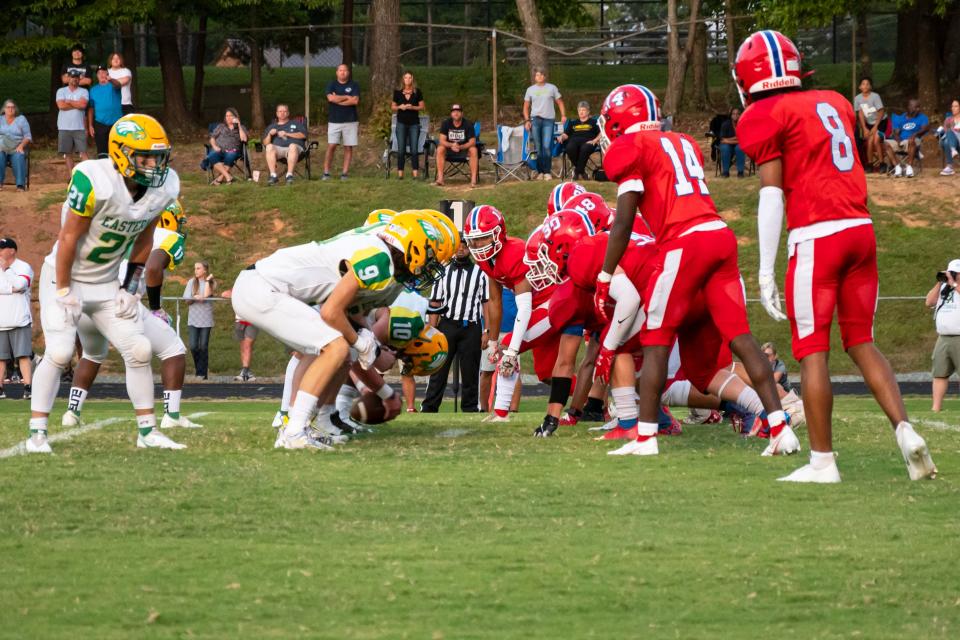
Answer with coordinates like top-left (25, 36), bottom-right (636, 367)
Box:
top-left (760, 78), bottom-right (799, 91)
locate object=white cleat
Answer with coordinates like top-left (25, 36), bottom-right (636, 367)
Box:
top-left (25, 431), bottom-right (52, 454)
top-left (308, 425), bottom-right (348, 445)
top-left (339, 414), bottom-right (372, 434)
top-left (137, 429), bottom-right (187, 450)
top-left (481, 413), bottom-right (511, 423)
top-left (896, 423), bottom-right (937, 480)
top-left (274, 428), bottom-right (334, 450)
top-left (762, 424), bottom-right (802, 457)
top-left (608, 436), bottom-right (659, 456)
top-left (61, 410), bottom-right (82, 427)
top-left (160, 414), bottom-right (203, 429)
top-left (271, 411), bottom-right (285, 428)
top-left (778, 458), bottom-right (842, 483)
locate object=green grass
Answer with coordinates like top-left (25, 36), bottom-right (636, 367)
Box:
top-left (0, 396), bottom-right (956, 638)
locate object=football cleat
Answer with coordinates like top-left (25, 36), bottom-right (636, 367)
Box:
top-left (308, 421), bottom-right (349, 445)
top-left (271, 411), bottom-right (286, 428)
top-left (704, 410), bottom-right (723, 425)
top-left (26, 431), bottom-right (52, 454)
top-left (778, 457), bottom-right (842, 483)
top-left (762, 424), bottom-right (801, 456)
top-left (658, 406), bottom-right (682, 436)
top-left (784, 400), bottom-right (806, 427)
top-left (896, 423), bottom-right (937, 480)
top-left (595, 425), bottom-right (638, 441)
top-left (137, 429), bottom-right (186, 450)
top-left (160, 414), bottom-right (203, 429)
top-left (608, 435), bottom-right (658, 456)
top-left (481, 413), bottom-right (511, 423)
top-left (587, 417), bottom-right (619, 432)
top-left (61, 410), bottom-right (82, 427)
top-left (533, 416), bottom-right (559, 438)
top-left (559, 410), bottom-right (580, 427)
top-left (274, 428), bottom-right (334, 451)
top-left (339, 413), bottom-right (373, 434)
top-left (580, 408), bottom-right (606, 423)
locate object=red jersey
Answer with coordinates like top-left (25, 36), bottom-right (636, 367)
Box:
top-left (603, 130), bottom-right (719, 242)
top-left (478, 236), bottom-right (553, 305)
top-left (547, 279), bottom-right (601, 333)
top-left (737, 90), bottom-right (871, 229)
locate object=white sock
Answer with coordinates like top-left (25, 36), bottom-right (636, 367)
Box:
top-left (767, 410), bottom-right (787, 428)
top-left (280, 356), bottom-right (299, 413)
top-left (125, 365), bottom-right (156, 411)
top-left (336, 384), bottom-right (359, 418)
top-left (636, 421), bottom-right (658, 437)
top-left (493, 371), bottom-right (519, 414)
top-left (137, 414), bottom-right (157, 435)
top-left (67, 386), bottom-right (88, 414)
top-left (286, 392), bottom-right (319, 436)
top-left (163, 389), bottom-right (182, 417)
top-left (610, 387), bottom-right (638, 422)
top-left (735, 386), bottom-right (764, 415)
top-left (29, 417), bottom-right (48, 433)
top-left (810, 449), bottom-right (835, 469)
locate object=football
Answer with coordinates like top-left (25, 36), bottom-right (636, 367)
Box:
top-left (350, 392), bottom-right (388, 424)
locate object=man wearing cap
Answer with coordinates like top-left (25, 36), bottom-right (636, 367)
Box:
top-left (86, 66), bottom-right (123, 158)
top-left (926, 258), bottom-right (960, 411)
top-left (435, 104), bottom-right (478, 187)
top-left (0, 237), bottom-right (34, 400)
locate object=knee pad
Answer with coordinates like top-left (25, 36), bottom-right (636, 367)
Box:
top-left (121, 334), bottom-right (153, 367)
top-left (44, 343), bottom-right (76, 370)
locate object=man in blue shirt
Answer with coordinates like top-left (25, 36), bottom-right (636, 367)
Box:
top-left (86, 66), bottom-right (122, 158)
top-left (883, 98), bottom-right (930, 178)
top-left (323, 64), bottom-right (360, 180)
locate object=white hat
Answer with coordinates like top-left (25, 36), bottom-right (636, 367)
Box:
top-left (948, 259), bottom-right (960, 273)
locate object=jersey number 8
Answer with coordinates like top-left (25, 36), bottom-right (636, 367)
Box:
top-left (816, 102), bottom-right (855, 172)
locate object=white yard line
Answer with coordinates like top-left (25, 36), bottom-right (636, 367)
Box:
top-left (916, 418), bottom-right (960, 433)
top-left (0, 412), bottom-right (213, 459)
top-left (436, 428), bottom-right (472, 438)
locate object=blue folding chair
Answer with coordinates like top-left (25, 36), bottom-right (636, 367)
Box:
top-left (486, 124), bottom-right (531, 183)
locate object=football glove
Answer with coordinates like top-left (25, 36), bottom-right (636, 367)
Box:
top-left (151, 308), bottom-right (173, 326)
top-left (593, 272), bottom-right (613, 323)
top-left (55, 287), bottom-right (83, 327)
top-left (354, 328), bottom-right (379, 370)
top-left (758, 272), bottom-right (787, 322)
top-left (498, 349), bottom-right (519, 378)
top-left (533, 415), bottom-right (559, 438)
top-left (114, 289), bottom-right (141, 319)
top-left (593, 346), bottom-right (616, 385)
top-left (486, 339), bottom-right (502, 364)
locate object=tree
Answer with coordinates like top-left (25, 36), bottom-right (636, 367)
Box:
top-left (664, 0), bottom-right (702, 115)
top-left (341, 0), bottom-right (354, 68)
top-left (369, 0), bottom-right (400, 107)
top-left (515, 0), bottom-right (549, 79)
top-left (153, 9), bottom-right (195, 132)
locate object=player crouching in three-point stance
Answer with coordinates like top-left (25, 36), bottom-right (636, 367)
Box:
top-left (27, 114), bottom-right (184, 453)
top-left (594, 84), bottom-right (800, 457)
top-left (734, 30), bottom-right (936, 482)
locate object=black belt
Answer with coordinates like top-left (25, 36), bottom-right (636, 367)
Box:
top-left (245, 263), bottom-right (256, 271)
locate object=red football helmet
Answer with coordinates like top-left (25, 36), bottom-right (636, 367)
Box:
top-left (527, 209), bottom-right (598, 288)
top-left (546, 181), bottom-right (586, 216)
top-left (523, 226), bottom-right (554, 292)
top-left (733, 30), bottom-right (803, 106)
top-left (563, 192), bottom-right (614, 232)
top-left (463, 204), bottom-right (506, 262)
top-left (598, 84), bottom-right (662, 149)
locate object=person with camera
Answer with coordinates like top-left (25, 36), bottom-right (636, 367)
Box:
top-left (926, 259), bottom-right (960, 411)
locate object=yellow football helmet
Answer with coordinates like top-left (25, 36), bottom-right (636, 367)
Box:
top-left (108, 114), bottom-right (172, 188)
top-left (158, 199), bottom-right (186, 235)
top-left (406, 209), bottom-right (461, 263)
top-left (386, 306), bottom-right (427, 349)
top-left (378, 212), bottom-right (445, 291)
top-left (400, 326), bottom-right (449, 376)
top-left (365, 208), bottom-right (397, 226)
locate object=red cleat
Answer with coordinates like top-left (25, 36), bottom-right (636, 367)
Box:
top-left (559, 413), bottom-right (580, 426)
top-left (704, 410), bottom-right (722, 424)
top-left (595, 425), bottom-right (638, 441)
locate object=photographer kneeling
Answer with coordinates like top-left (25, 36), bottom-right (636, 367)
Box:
top-left (926, 259), bottom-right (960, 411)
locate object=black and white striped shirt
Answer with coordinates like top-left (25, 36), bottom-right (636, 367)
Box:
top-left (430, 259), bottom-right (488, 323)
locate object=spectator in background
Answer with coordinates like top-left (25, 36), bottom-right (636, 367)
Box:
top-left (233, 318), bottom-right (258, 382)
top-left (55, 72), bottom-right (89, 174)
top-left (761, 341), bottom-right (792, 395)
top-left (938, 98), bottom-right (960, 176)
top-left (926, 259), bottom-right (960, 412)
top-left (60, 45), bottom-right (93, 88)
top-left (883, 98), bottom-right (929, 178)
top-left (719, 106), bottom-right (746, 178)
top-left (323, 64), bottom-right (360, 181)
top-left (263, 104), bottom-right (306, 186)
top-left (107, 52), bottom-right (134, 114)
top-left (0, 238), bottom-right (33, 400)
top-left (434, 104), bottom-right (478, 187)
top-left (87, 66), bottom-right (122, 158)
top-left (183, 261), bottom-right (216, 380)
top-left (0, 100), bottom-right (31, 191)
top-left (853, 77), bottom-right (885, 169)
top-left (391, 71), bottom-right (425, 180)
top-left (558, 100), bottom-right (600, 181)
top-left (523, 68), bottom-right (566, 180)
top-left (422, 241), bottom-right (489, 412)
top-left (203, 108), bottom-right (248, 185)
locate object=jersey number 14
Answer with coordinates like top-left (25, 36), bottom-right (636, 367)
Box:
top-left (660, 137), bottom-right (709, 197)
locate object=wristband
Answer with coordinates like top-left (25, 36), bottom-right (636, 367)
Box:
top-left (375, 384), bottom-right (395, 400)
top-left (597, 271), bottom-right (613, 283)
top-left (146, 284), bottom-right (162, 311)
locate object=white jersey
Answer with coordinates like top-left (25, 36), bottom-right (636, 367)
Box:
top-left (255, 231), bottom-right (397, 305)
top-left (46, 159), bottom-right (180, 284)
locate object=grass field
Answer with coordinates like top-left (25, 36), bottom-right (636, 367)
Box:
top-left (0, 396), bottom-right (956, 638)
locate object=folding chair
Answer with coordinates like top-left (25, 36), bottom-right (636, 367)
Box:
top-left (704, 114), bottom-right (728, 177)
top-left (558, 137), bottom-right (604, 181)
top-left (484, 124), bottom-right (530, 183)
top-left (432, 121), bottom-right (484, 183)
top-left (1, 149), bottom-right (29, 190)
top-left (253, 116), bottom-right (318, 180)
top-left (382, 114), bottom-right (431, 179)
top-left (203, 123), bottom-right (253, 182)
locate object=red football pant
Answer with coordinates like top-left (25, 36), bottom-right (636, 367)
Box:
top-left (501, 301), bottom-right (561, 382)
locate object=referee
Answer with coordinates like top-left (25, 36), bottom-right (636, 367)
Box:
top-left (421, 241), bottom-right (489, 412)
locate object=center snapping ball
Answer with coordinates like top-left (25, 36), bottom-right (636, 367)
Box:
top-left (350, 392), bottom-right (389, 424)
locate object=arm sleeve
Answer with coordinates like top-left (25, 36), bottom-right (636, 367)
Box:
top-left (602, 273), bottom-right (642, 350)
top-left (757, 186), bottom-right (785, 276)
top-left (507, 291), bottom-right (533, 353)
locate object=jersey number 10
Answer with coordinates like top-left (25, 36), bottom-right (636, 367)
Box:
top-left (660, 137), bottom-right (710, 197)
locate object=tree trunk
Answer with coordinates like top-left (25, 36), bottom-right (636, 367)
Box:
top-left (427, 0), bottom-right (433, 67)
top-left (515, 0), bottom-right (548, 80)
top-left (855, 11), bottom-right (871, 81)
top-left (369, 0), bottom-right (401, 107)
top-left (724, 0), bottom-right (739, 103)
top-left (342, 0), bottom-right (354, 68)
top-left (154, 14), bottom-right (194, 132)
top-left (250, 37), bottom-right (265, 130)
top-left (48, 55), bottom-right (61, 129)
top-left (664, 0), bottom-right (702, 115)
top-left (889, 7), bottom-right (918, 92)
top-left (463, 2), bottom-right (470, 66)
top-left (916, 0), bottom-right (939, 111)
top-left (120, 22), bottom-right (139, 107)
top-left (687, 20), bottom-right (709, 111)
top-left (942, 6), bottom-right (960, 83)
top-left (191, 13), bottom-right (207, 119)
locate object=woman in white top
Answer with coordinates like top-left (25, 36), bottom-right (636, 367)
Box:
top-left (107, 52), bottom-right (134, 114)
top-left (183, 261), bottom-right (217, 379)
